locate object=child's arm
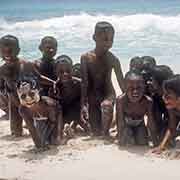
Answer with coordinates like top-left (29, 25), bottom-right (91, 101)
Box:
top-left (0, 63), bottom-right (12, 78)
top-left (19, 106), bottom-right (42, 148)
top-left (113, 57), bottom-right (125, 93)
top-left (146, 99), bottom-right (158, 146)
top-left (72, 76), bottom-right (81, 82)
top-left (33, 64), bottom-right (56, 86)
top-left (116, 95), bottom-right (125, 145)
top-left (152, 111), bottom-right (177, 153)
top-left (80, 55), bottom-right (89, 123)
top-left (48, 105), bottom-right (63, 143)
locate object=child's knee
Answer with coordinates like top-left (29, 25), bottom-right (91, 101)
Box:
top-left (101, 100), bottom-right (113, 114)
top-left (18, 105), bottom-right (27, 116)
top-left (135, 126), bottom-right (148, 145)
top-left (120, 126), bottom-right (135, 146)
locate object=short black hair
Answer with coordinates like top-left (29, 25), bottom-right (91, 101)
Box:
top-left (17, 74), bottom-right (39, 90)
top-left (152, 65), bottom-right (173, 86)
top-left (72, 63), bottom-right (81, 78)
top-left (142, 56), bottom-right (156, 67)
top-left (55, 55), bottom-right (73, 66)
top-left (125, 70), bottom-right (144, 81)
top-left (40, 36), bottom-right (57, 47)
top-left (130, 56), bottom-right (142, 65)
top-left (94, 21), bottom-right (114, 35)
top-left (73, 63), bottom-right (80, 69)
top-left (130, 56), bottom-right (143, 69)
top-left (0, 35), bottom-right (19, 49)
top-left (163, 75), bottom-right (180, 97)
top-left (141, 56), bottom-right (157, 82)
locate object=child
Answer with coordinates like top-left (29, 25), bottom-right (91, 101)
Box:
top-left (80, 21), bottom-right (125, 136)
top-left (116, 71), bottom-right (158, 146)
top-left (129, 56), bottom-right (143, 72)
top-left (152, 75), bottom-right (180, 153)
top-left (17, 76), bottom-right (63, 149)
top-left (0, 35), bottom-right (24, 136)
top-left (72, 63), bottom-right (81, 78)
top-left (148, 65), bottom-right (173, 138)
top-left (35, 36), bottom-right (57, 95)
top-left (51, 55), bottom-right (89, 133)
top-left (0, 35), bottom-right (56, 137)
top-left (142, 56), bottom-right (156, 65)
top-left (141, 56), bottom-right (156, 83)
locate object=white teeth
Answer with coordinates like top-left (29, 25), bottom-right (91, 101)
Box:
top-left (4, 56), bottom-right (11, 60)
top-left (133, 95), bottom-right (139, 97)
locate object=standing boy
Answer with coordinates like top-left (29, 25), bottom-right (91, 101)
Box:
top-left (80, 21), bottom-right (125, 136)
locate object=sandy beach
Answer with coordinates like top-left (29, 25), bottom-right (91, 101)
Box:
top-left (1, 0), bottom-right (180, 179)
top-left (0, 75), bottom-right (180, 180)
top-left (0, 118), bottom-right (180, 180)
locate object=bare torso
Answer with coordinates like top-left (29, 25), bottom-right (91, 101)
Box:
top-left (83, 50), bottom-right (116, 99)
top-left (121, 94), bottom-right (150, 120)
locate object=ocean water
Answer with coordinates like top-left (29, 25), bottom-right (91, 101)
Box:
top-left (0, 0), bottom-right (180, 72)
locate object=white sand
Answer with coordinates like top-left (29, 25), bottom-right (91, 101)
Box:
top-left (0, 119), bottom-right (180, 180)
top-left (0, 74), bottom-right (180, 180)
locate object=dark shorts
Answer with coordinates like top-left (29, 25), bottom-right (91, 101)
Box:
top-left (34, 119), bottom-right (55, 146)
top-left (120, 117), bottom-right (148, 146)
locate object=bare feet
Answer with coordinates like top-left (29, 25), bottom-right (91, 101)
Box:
top-left (63, 121), bottom-right (75, 139)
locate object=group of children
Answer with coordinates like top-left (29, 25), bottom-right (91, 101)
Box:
top-left (0, 21), bottom-right (180, 154)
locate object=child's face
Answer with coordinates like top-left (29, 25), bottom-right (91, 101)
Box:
top-left (0, 41), bottom-right (18, 63)
top-left (41, 40), bottom-right (57, 59)
top-left (130, 62), bottom-right (143, 71)
top-left (148, 78), bottom-right (162, 96)
top-left (56, 63), bottom-right (72, 82)
top-left (126, 78), bottom-right (145, 103)
top-left (143, 61), bottom-right (154, 70)
top-left (163, 88), bottom-right (180, 110)
top-left (94, 30), bottom-right (114, 52)
top-left (17, 82), bottom-right (40, 108)
top-left (72, 67), bottom-right (81, 78)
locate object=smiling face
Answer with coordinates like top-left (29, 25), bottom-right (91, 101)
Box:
top-left (125, 74), bottom-right (145, 103)
top-left (72, 63), bottom-right (81, 78)
top-left (40, 38), bottom-right (57, 60)
top-left (55, 62), bottom-right (72, 82)
top-left (0, 36), bottom-right (19, 63)
top-left (162, 88), bottom-right (180, 110)
top-left (94, 29), bottom-right (114, 53)
top-left (17, 82), bottom-right (40, 108)
top-left (130, 62), bottom-right (143, 71)
top-left (129, 57), bottom-right (143, 71)
top-left (147, 77), bottom-right (162, 96)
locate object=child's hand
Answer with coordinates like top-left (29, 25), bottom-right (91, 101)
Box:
top-left (48, 87), bottom-right (60, 99)
top-left (53, 81), bottom-right (56, 94)
top-left (81, 105), bottom-right (89, 124)
top-left (55, 78), bottom-right (61, 87)
top-left (80, 105), bottom-right (91, 133)
top-left (151, 146), bottom-right (164, 154)
top-left (63, 121), bottom-right (75, 138)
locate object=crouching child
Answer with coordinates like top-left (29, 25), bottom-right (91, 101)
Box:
top-left (49, 55), bottom-right (90, 133)
top-left (116, 71), bottom-right (158, 146)
top-left (152, 75), bottom-right (180, 154)
top-left (17, 76), bottom-right (63, 149)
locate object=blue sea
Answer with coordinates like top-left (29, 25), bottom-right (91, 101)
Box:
top-left (0, 0), bottom-right (180, 72)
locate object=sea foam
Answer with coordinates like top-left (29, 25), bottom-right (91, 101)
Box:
top-left (0, 13), bottom-right (180, 72)
top-left (1, 13), bottom-right (180, 36)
